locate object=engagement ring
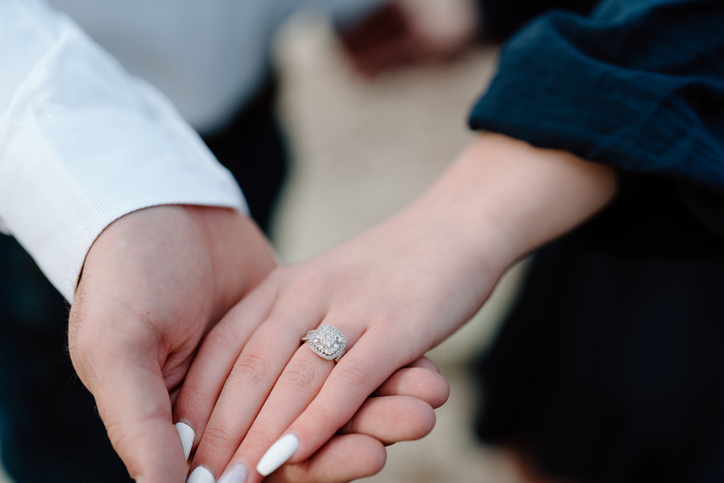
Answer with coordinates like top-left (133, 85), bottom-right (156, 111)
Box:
top-left (301, 325), bottom-right (347, 362)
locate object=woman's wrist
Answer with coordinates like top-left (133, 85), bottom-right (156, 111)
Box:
top-left (414, 132), bottom-right (618, 275)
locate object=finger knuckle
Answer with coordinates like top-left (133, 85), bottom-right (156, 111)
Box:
top-left (198, 423), bottom-right (236, 451)
top-left (280, 356), bottom-right (321, 389)
top-left (240, 431), bottom-right (277, 453)
top-left (205, 321), bottom-right (240, 353)
top-left (280, 265), bottom-right (334, 301)
top-left (305, 406), bottom-right (331, 430)
top-left (233, 352), bottom-right (272, 386)
top-left (176, 378), bottom-right (208, 412)
top-left (340, 361), bottom-right (372, 392)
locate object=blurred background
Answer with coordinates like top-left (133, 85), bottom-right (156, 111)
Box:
top-left (1, 1), bottom-right (531, 481)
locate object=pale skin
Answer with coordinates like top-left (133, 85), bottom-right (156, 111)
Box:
top-left (173, 132), bottom-right (619, 482)
top-left (68, 205), bottom-right (449, 483)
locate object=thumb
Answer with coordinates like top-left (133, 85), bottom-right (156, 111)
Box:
top-left (80, 344), bottom-right (188, 483)
top-left (69, 304), bottom-right (189, 483)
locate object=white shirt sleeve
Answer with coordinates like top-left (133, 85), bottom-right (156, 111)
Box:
top-left (0, 0), bottom-right (247, 303)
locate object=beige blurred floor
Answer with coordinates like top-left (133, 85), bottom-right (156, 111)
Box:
top-left (0, 8), bottom-right (531, 483)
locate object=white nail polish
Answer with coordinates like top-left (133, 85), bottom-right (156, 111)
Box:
top-left (256, 434), bottom-right (299, 476)
top-left (175, 422), bottom-right (195, 461)
top-left (217, 463), bottom-right (247, 483)
top-left (187, 466), bottom-right (215, 483)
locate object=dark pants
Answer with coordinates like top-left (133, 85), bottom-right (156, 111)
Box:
top-left (0, 81), bottom-right (287, 482)
top-left (474, 176), bottom-right (724, 483)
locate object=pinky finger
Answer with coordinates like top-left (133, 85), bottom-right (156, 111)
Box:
top-left (264, 434), bottom-right (386, 483)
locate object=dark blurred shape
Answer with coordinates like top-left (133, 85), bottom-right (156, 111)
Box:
top-left (201, 79), bottom-right (287, 235)
top-left (475, 224), bottom-right (724, 483)
top-left (478, 0), bottom-right (599, 41)
top-left (0, 235), bottom-right (131, 482)
top-left (337, 0), bottom-right (479, 77)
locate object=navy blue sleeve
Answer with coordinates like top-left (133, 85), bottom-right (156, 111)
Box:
top-left (469, 0), bottom-right (724, 193)
top-left (476, 0), bottom-right (599, 41)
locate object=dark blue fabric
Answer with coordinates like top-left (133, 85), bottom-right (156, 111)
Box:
top-left (475, 0), bottom-right (599, 41)
top-left (474, 234), bottom-right (724, 483)
top-left (469, 2), bottom-right (724, 482)
top-left (470, 0), bottom-right (724, 193)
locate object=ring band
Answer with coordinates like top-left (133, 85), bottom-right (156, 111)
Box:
top-left (302, 325), bottom-right (347, 362)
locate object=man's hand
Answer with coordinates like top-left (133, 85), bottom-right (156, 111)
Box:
top-left (68, 205), bottom-right (276, 482)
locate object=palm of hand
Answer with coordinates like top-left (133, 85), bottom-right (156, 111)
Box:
top-left (68, 205), bottom-right (274, 482)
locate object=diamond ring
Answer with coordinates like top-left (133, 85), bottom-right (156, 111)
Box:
top-left (301, 325), bottom-right (347, 362)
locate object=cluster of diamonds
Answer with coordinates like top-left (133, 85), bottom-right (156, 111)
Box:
top-left (308, 325), bottom-right (347, 361)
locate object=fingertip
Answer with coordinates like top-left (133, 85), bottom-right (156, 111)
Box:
top-left (113, 419), bottom-right (189, 483)
top-left (382, 396), bottom-right (436, 442)
top-left (356, 436), bottom-right (387, 477)
top-left (257, 434), bottom-right (300, 476)
top-left (414, 401), bottom-right (437, 441)
top-left (427, 371), bottom-right (450, 409)
top-left (329, 434), bottom-right (387, 479)
top-left (175, 421), bottom-right (195, 461)
top-left (93, 363), bottom-right (189, 483)
top-left (187, 465), bottom-right (215, 483)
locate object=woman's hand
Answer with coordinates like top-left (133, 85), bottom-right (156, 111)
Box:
top-left (174, 133), bottom-right (617, 483)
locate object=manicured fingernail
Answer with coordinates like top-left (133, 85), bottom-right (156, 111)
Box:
top-left (217, 463), bottom-right (247, 483)
top-left (187, 466), bottom-right (215, 483)
top-left (175, 422), bottom-right (195, 461)
top-left (256, 434), bottom-right (299, 476)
